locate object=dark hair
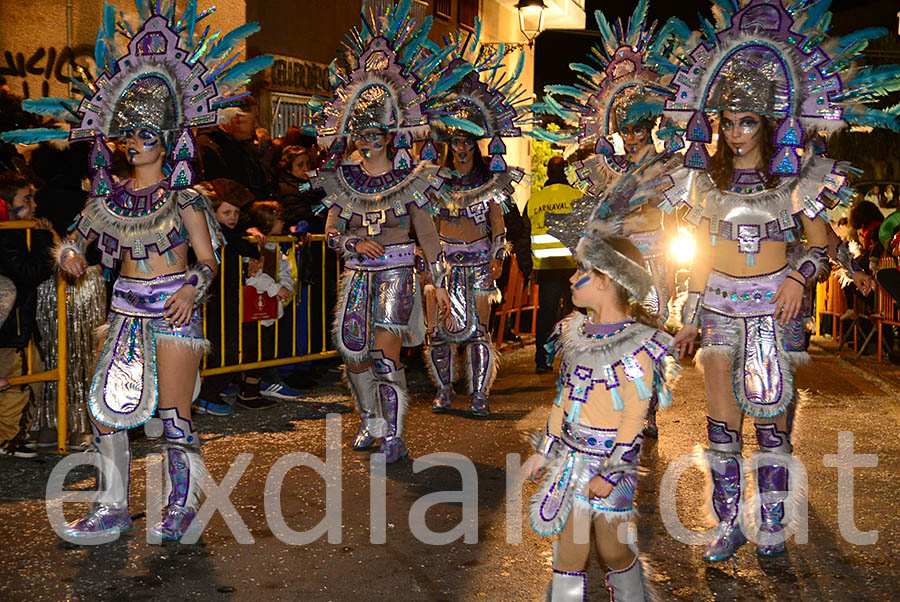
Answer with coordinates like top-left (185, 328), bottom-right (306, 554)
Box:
top-left (546, 155), bottom-right (567, 186)
top-left (604, 237), bottom-right (660, 329)
top-left (837, 217), bottom-right (848, 227)
top-left (279, 145), bottom-right (310, 176)
top-left (443, 136), bottom-right (490, 180)
top-left (247, 200), bottom-right (282, 234)
top-left (0, 171), bottom-right (32, 205)
top-left (849, 200), bottom-right (883, 230)
top-left (709, 114), bottom-right (779, 191)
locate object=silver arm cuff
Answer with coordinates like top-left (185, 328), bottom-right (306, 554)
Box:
top-left (536, 432), bottom-right (560, 458)
top-left (185, 263), bottom-right (215, 305)
top-left (796, 246), bottom-right (828, 285)
top-left (429, 253), bottom-right (448, 289)
top-left (681, 291), bottom-right (703, 328)
top-left (490, 233), bottom-right (510, 261)
top-left (53, 237), bottom-right (86, 268)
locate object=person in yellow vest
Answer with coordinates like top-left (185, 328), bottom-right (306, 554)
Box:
top-left (526, 156), bottom-right (582, 373)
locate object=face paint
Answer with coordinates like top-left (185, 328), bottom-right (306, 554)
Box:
top-left (123, 126), bottom-right (163, 165)
top-left (721, 111), bottom-right (763, 159)
top-left (573, 273), bottom-right (592, 289)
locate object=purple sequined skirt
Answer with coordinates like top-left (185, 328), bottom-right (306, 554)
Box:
top-left (530, 421), bottom-right (638, 537)
top-left (90, 272), bottom-right (205, 429)
top-left (700, 267), bottom-right (806, 418)
top-left (440, 237), bottom-right (499, 343)
top-left (334, 242), bottom-right (424, 362)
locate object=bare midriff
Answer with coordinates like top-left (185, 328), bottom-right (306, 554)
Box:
top-left (711, 238), bottom-right (787, 277)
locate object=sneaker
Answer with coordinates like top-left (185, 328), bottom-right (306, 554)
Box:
top-left (260, 381), bottom-right (303, 401)
top-left (235, 394), bottom-right (278, 410)
top-left (0, 443), bottom-right (38, 458)
top-left (193, 397), bottom-right (235, 416)
top-left (220, 383), bottom-right (239, 400)
top-left (535, 364), bottom-right (553, 375)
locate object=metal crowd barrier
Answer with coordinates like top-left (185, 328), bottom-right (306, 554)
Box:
top-left (0, 220), bottom-right (69, 454)
top-left (200, 233), bottom-right (340, 376)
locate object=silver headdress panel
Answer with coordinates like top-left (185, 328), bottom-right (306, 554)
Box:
top-left (110, 74), bottom-right (179, 135)
top-left (347, 84), bottom-right (398, 132)
top-left (708, 61), bottom-right (777, 117)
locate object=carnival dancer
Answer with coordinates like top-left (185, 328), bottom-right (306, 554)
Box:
top-left (309, 1), bottom-right (468, 462)
top-left (3, 2), bottom-right (272, 540)
top-left (533, 1), bottom-right (691, 437)
top-left (524, 204), bottom-right (677, 601)
top-left (664, 0), bottom-right (900, 561)
top-left (423, 26), bottom-right (528, 417)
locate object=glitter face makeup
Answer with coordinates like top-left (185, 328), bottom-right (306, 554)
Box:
top-left (573, 273), bottom-right (592, 289)
top-left (618, 124), bottom-right (650, 156)
top-left (354, 128), bottom-right (387, 161)
top-left (450, 136), bottom-right (476, 170)
top-left (721, 110), bottom-right (762, 159)
top-left (123, 126), bottom-right (164, 166)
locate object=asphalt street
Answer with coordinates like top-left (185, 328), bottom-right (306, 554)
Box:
top-left (0, 341), bottom-right (897, 601)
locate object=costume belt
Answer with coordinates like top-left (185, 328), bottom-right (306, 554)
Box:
top-left (440, 237), bottom-right (492, 267)
top-left (345, 242), bottom-right (416, 270)
top-left (703, 266), bottom-right (789, 318)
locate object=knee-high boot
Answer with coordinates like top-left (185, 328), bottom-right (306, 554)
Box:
top-left (466, 328), bottom-right (496, 417)
top-left (345, 367), bottom-right (382, 450)
top-left (753, 423), bottom-right (794, 556)
top-left (703, 416), bottom-right (747, 562)
top-left (60, 424), bottom-right (132, 538)
top-left (547, 570), bottom-right (586, 601)
top-left (606, 552), bottom-right (657, 601)
top-left (425, 328), bottom-right (455, 411)
top-left (372, 353), bottom-right (409, 463)
top-left (149, 408), bottom-right (208, 541)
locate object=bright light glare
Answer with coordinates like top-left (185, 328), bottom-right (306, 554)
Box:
top-left (670, 233), bottom-right (695, 265)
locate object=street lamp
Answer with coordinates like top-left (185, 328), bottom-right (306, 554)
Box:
top-left (517, 0), bottom-right (547, 46)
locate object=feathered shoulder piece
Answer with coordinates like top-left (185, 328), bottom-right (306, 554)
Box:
top-left (311, 160), bottom-right (451, 234)
top-left (531, 0), bottom-right (693, 167)
top-left (554, 312), bottom-right (674, 413)
top-left (664, 0), bottom-right (900, 176)
top-left (1, 0), bottom-right (272, 197)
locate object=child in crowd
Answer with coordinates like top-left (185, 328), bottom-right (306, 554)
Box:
top-left (241, 199), bottom-right (302, 404)
top-left (194, 179), bottom-right (263, 415)
top-left (524, 222), bottom-right (676, 601)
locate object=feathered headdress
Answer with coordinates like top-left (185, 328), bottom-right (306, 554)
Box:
top-left (310, 0), bottom-right (473, 172)
top-left (531, 0), bottom-right (693, 156)
top-left (426, 18), bottom-right (532, 173)
top-left (664, 0), bottom-right (900, 176)
top-left (1, 0), bottom-right (273, 196)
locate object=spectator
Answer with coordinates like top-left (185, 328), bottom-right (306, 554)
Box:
top-left (492, 200), bottom-right (531, 342)
top-left (240, 200), bottom-right (304, 406)
top-left (278, 145), bottom-right (325, 233)
top-left (0, 172), bottom-right (54, 458)
top-left (525, 156), bottom-right (582, 373)
top-left (197, 96), bottom-right (277, 201)
top-left (193, 179), bottom-right (261, 416)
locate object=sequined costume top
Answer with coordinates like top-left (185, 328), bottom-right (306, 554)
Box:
top-left (437, 167), bottom-right (524, 238)
top-left (316, 161), bottom-right (448, 263)
top-left (70, 179), bottom-right (223, 273)
top-left (539, 313), bottom-right (675, 456)
top-left (658, 154), bottom-right (854, 263)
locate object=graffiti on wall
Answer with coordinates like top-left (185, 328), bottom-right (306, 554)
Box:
top-left (0, 44), bottom-right (95, 98)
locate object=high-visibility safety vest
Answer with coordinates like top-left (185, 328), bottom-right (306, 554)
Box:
top-left (527, 183), bottom-right (582, 270)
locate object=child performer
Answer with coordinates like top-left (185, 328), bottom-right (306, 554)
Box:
top-left (525, 217), bottom-right (677, 601)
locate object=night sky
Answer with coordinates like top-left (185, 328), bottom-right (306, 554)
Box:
top-left (535, 0), bottom-right (900, 93)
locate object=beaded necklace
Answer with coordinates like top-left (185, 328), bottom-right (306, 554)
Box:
top-left (579, 318), bottom-right (635, 340)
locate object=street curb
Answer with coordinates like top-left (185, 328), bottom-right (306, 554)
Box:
top-left (811, 342), bottom-right (900, 396)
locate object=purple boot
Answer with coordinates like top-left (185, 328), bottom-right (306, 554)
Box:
top-left (425, 329), bottom-right (456, 412)
top-left (149, 408), bottom-right (207, 542)
top-left (372, 353), bottom-right (409, 463)
top-left (754, 423), bottom-right (793, 556)
top-left (703, 417), bottom-right (746, 562)
top-left (466, 329), bottom-right (495, 417)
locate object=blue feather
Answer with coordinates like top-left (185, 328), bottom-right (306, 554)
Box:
top-left (208, 23), bottom-right (261, 60)
top-left (569, 62), bottom-right (600, 80)
top-left (833, 65), bottom-right (900, 101)
top-left (1, 128), bottom-right (69, 144)
top-left (415, 44), bottom-right (455, 78)
top-left (135, 0), bottom-right (150, 21)
top-left (799, 0), bottom-right (831, 34)
top-left (431, 62), bottom-right (473, 96)
top-left (505, 51), bottom-right (525, 90)
top-left (624, 100), bottom-right (664, 124)
top-left (102, 1), bottom-right (116, 39)
top-left (22, 97), bottom-right (80, 122)
top-left (593, 9), bottom-right (616, 55)
top-left (218, 55), bottom-right (275, 90)
top-left (544, 84), bottom-right (583, 99)
top-left (835, 26), bottom-right (887, 52)
top-left (528, 128), bottom-right (567, 143)
top-left (843, 107), bottom-right (900, 132)
top-left (627, 0), bottom-right (649, 47)
top-left (471, 18), bottom-right (482, 54)
top-left (437, 116), bottom-right (485, 137)
top-left (182, 0), bottom-right (199, 49)
top-left (400, 18), bottom-right (433, 63)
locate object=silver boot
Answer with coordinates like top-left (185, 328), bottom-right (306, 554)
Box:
top-left (606, 555), bottom-right (656, 601)
top-left (60, 424), bottom-right (132, 540)
top-left (703, 417), bottom-right (746, 562)
top-left (466, 329), bottom-right (495, 417)
top-left (346, 367), bottom-right (382, 450)
top-left (372, 352), bottom-right (409, 463)
top-left (425, 329), bottom-right (455, 412)
top-left (547, 569), bottom-right (586, 602)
